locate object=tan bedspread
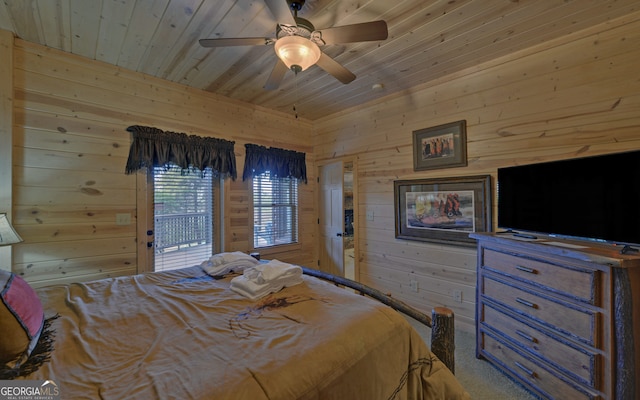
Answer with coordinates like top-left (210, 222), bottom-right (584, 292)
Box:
top-left (25, 266), bottom-right (470, 400)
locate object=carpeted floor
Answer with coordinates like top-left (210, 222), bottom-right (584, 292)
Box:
top-left (405, 317), bottom-right (537, 400)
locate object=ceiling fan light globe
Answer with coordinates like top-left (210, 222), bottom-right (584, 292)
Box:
top-left (274, 36), bottom-right (321, 72)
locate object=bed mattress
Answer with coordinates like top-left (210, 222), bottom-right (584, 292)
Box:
top-left (24, 266), bottom-right (470, 400)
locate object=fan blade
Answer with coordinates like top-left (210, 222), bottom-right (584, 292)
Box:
top-left (315, 20), bottom-right (388, 45)
top-left (264, 59), bottom-right (289, 90)
top-left (264, 0), bottom-right (296, 26)
top-left (199, 37), bottom-right (271, 47)
top-left (315, 52), bottom-right (355, 84)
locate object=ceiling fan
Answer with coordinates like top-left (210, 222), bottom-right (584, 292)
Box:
top-left (199, 0), bottom-right (388, 90)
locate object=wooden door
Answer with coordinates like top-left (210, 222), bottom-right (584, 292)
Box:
top-left (318, 161), bottom-right (344, 276)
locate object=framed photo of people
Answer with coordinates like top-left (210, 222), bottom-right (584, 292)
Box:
top-left (413, 120), bottom-right (467, 171)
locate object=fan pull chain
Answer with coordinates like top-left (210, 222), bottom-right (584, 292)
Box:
top-left (293, 70), bottom-right (299, 119)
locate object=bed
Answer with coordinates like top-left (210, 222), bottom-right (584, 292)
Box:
top-left (8, 262), bottom-right (470, 399)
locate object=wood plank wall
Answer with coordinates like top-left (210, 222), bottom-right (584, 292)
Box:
top-left (0, 30), bottom-right (13, 271)
top-left (313, 11), bottom-right (640, 333)
top-left (6, 34), bottom-right (315, 287)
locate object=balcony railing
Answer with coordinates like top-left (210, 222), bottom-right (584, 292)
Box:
top-left (155, 213), bottom-right (210, 253)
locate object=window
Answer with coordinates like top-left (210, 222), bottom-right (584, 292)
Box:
top-left (153, 165), bottom-right (218, 271)
top-left (253, 172), bottom-right (298, 248)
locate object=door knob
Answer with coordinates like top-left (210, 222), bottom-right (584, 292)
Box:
top-left (336, 233), bottom-right (343, 237)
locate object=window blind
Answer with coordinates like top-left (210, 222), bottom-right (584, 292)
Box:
top-left (154, 165), bottom-right (215, 271)
top-left (253, 172), bottom-right (298, 248)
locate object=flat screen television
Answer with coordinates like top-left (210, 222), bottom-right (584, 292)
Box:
top-left (497, 150), bottom-right (640, 247)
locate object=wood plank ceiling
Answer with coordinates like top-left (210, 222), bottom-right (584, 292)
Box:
top-left (1, 0), bottom-right (638, 120)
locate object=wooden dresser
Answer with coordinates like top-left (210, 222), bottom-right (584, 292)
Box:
top-left (470, 233), bottom-right (640, 400)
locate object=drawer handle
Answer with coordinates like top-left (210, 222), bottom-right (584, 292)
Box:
top-left (515, 329), bottom-right (538, 343)
top-left (515, 297), bottom-right (538, 309)
top-left (514, 361), bottom-right (537, 379)
top-left (515, 265), bottom-right (537, 274)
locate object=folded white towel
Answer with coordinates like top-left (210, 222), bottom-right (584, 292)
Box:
top-left (230, 260), bottom-right (303, 300)
top-left (242, 259), bottom-right (301, 283)
top-left (200, 251), bottom-right (259, 277)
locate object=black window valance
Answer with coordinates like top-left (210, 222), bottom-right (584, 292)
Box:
top-left (243, 144), bottom-right (307, 183)
top-left (125, 125), bottom-right (237, 179)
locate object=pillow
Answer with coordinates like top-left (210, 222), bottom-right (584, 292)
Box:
top-left (0, 270), bottom-right (44, 369)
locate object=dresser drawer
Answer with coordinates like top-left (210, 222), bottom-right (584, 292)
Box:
top-left (482, 302), bottom-right (599, 387)
top-left (483, 248), bottom-right (597, 304)
top-left (481, 333), bottom-right (599, 400)
top-left (483, 275), bottom-right (598, 345)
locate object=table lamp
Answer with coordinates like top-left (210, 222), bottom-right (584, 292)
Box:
top-left (0, 213), bottom-right (22, 246)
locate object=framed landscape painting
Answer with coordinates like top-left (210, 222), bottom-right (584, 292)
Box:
top-left (394, 175), bottom-right (491, 246)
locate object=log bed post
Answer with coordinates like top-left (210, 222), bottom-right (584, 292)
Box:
top-left (430, 307), bottom-right (455, 374)
top-left (301, 267), bottom-right (456, 373)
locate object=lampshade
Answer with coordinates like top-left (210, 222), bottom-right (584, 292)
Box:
top-left (274, 36), bottom-right (321, 73)
top-left (0, 214), bottom-right (22, 246)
